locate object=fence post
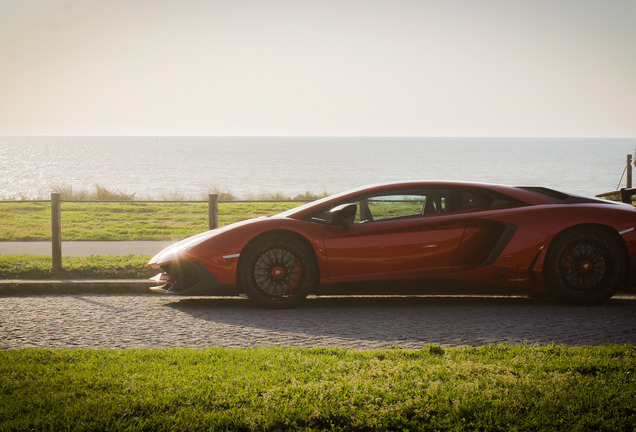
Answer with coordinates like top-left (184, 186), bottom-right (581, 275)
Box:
top-left (208, 194), bottom-right (218, 230)
top-left (51, 192), bottom-right (62, 271)
top-left (627, 154), bottom-right (633, 189)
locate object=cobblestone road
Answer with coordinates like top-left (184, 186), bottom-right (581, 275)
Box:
top-left (1, 295), bottom-right (634, 349)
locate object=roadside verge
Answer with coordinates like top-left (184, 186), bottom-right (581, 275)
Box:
top-left (0, 279), bottom-right (155, 295)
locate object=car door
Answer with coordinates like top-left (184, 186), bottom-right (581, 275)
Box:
top-left (321, 189), bottom-right (469, 282)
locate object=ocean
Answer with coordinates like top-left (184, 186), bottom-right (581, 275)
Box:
top-left (0, 136), bottom-right (633, 200)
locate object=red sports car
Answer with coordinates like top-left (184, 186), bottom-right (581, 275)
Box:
top-left (149, 181), bottom-right (636, 307)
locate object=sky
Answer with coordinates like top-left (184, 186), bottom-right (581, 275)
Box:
top-left (0, 0), bottom-right (634, 137)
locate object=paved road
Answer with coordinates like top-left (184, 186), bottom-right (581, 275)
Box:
top-left (1, 294), bottom-right (634, 349)
top-left (0, 241), bottom-right (173, 256)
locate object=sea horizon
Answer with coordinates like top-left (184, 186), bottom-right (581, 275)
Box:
top-left (2, 136), bottom-right (634, 200)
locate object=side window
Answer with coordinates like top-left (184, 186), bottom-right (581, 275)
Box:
top-left (367, 195), bottom-right (426, 220)
top-left (456, 189), bottom-right (524, 212)
top-left (308, 187), bottom-right (526, 225)
top-left (459, 190), bottom-right (489, 211)
top-left (356, 190), bottom-right (449, 223)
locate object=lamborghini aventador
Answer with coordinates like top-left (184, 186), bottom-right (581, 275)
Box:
top-left (149, 181), bottom-right (636, 307)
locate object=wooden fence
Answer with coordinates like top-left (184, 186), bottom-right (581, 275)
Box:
top-left (46, 193), bottom-right (223, 271)
top-left (0, 194), bottom-right (314, 271)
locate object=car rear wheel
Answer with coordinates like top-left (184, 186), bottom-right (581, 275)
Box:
top-left (544, 227), bottom-right (626, 305)
top-left (238, 235), bottom-right (318, 307)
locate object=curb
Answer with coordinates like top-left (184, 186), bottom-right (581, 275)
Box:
top-left (0, 279), bottom-right (155, 295)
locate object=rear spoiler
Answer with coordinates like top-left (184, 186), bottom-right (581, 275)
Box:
top-left (596, 188), bottom-right (636, 204)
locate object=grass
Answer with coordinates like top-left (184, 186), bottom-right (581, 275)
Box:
top-left (0, 345), bottom-right (633, 431)
top-left (0, 183), bottom-right (327, 241)
top-left (0, 255), bottom-right (153, 279)
top-left (0, 201), bottom-right (301, 241)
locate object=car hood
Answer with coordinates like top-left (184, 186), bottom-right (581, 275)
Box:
top-left (148, 216), bottom-right (269, 267)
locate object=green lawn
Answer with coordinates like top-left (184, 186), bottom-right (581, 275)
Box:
top-left (0, 345), bottom-right (634, 431)
top-left (0, 254), bottom-right (153, 279)
top-left (0, 201), bottom-right (300, 241)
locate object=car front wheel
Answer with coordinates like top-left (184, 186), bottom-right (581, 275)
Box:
top-left (238, 235), bottom-right (318, 307)
top-left (544, 227), bottom-right (626, 305)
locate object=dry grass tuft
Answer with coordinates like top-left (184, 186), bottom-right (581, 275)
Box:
top-left (51, 184), bottom-right (135, 201)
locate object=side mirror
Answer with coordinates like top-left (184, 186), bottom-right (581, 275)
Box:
top-left (330, 203), bottom-right (357, 230)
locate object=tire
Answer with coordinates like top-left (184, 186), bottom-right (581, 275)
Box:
top-left (238, 235), bottom-right (318, 307)
top-left (544, 227), bottom-right (626, 305)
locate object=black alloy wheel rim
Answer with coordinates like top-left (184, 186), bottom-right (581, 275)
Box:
top-left (557, 235), bottom-right (619, 294)
top-left (252, 247), bottom-right (306, 298)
